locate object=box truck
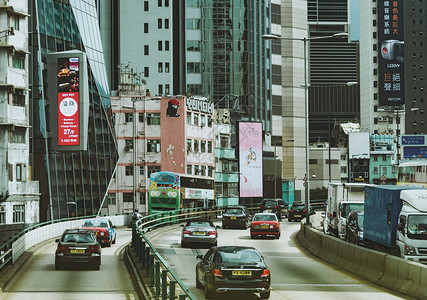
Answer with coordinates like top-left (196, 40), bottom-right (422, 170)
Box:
top-left (364, 185), bottom-right (427, 263)
top-left (324, 183), bottom-right (368, 239)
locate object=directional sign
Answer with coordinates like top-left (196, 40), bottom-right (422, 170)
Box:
top-left (401, 135), bottom-right (426, 145)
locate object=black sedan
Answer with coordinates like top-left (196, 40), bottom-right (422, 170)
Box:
top-left (181, 219), bottom-right (218, 248)
top-left (288, 204), bottom-right (315, 222)
top-left (222, 206), bottom-right (251, 229)
top-left (196, 246), bottom-right (271, 299)
top-left (346, 210), bottom-right (364, 245)
top-left (55, 229), bottom-right (101, 270)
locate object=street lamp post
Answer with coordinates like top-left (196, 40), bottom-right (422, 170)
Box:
top-left (262, 32), bottom-right (348, 225)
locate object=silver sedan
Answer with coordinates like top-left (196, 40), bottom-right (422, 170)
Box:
top-left (181, 219), bottom-right (218, 248)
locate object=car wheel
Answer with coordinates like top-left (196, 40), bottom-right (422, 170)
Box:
top-left (276, 233), bottom-right (280, 239)
top-left (196, 272), bottom-right (203, 289)
top-left (181, 240), bottom-right (187, 248)
top-left (93, 263), bottom-right (100, 270)
top-left (204, 276), bottom-right (216, 299)
top-left (112, 236), bottom-right (116, 244)
top-left (260, 290), bottom-right (270, 299)
top-left (106, 242), bottom-right (112, 247)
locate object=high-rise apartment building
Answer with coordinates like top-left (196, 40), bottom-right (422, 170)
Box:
top-left (29, 0), bottom-right (118, 221)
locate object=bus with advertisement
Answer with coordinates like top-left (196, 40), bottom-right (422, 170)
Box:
top-left (148, 171), bottom-right (215, 214)
top-left (397, 161), bottom-right (427, 188)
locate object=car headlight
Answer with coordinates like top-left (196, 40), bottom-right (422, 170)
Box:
top-left (404, 245), bottom-right (416, 255)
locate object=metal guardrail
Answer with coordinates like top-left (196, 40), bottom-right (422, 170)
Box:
top-left (131, 207), bottom-right (224, 300)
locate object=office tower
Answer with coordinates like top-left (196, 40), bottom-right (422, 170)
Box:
top-left (29, 0), bottom-right (118, 221)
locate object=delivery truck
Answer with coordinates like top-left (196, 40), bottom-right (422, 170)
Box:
top-left (364, 185), bottom-right (427, 263)
top-left (324, 183), bottom-right (368, 239)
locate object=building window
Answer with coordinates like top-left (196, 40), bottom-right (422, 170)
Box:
top-left (165, 62), bottom-right (169, 73)
top-left (194, 165), bottom-right (200, 175)
top-left (201, 140), bottom-right (206, 152)
top-left (123, 193), bottom-right (133, 202)
top-left (383, 155), bottom-right (387, 161)
top-left (165, 0), bottom-right (169, 7)
top-left (158, 18), bottom-right (162, 29)
top-left (139, 112), bottom-right (144, 123)
top-left (144, 23), bottom-right (148, 33)
top-left (374, 156), bottom-right (378, 161)
top-left (194, 140), bottom-right (199, 152)
top-left (200, 115), bottom-right (206, 127)
top-left (9, 127), bottom-right (26, 144)
top-left (224, 183), bottom-right (238, 197)
top-left (165, 41), bottom-right (170, 51)
top-left (0, 207), bottom-right (6, 224)
top-left (147, 166), bottom-right (160, 177)
top-left (158, 84), bottom-right (163, 95)
top-left (208, 141), bottom-right (212, 153)
top-left (16, 164), bottom-right (22, 181)
top-left (373, 167), bottom-right (378, 175)
top-left (220, 134), bottom-right (230, 148)
top-left (125, 139), bottom-right (133, 150)
top-left (187, 62), bottom-right (201, 73)
top-left (139, 166), bottom-right (144, 175)
top-left (165, 19), bottom-right (169, 29)
top-left (165, 84), bottom-right (170, 94)
top-left (12, 52), bottom-right (25, 69)
top-left (147, 113), bottom-right (160, 125)
top-left (187, 112), bottom-right (192, 124)
top-left (144, 45), bottom-right (149, 55)
top-left (193, 113), bottom-right (199, 125)
top-left (147, 140), bottom-right (160, 152)
top-left (158, 41), bottom-right (162, 51)
top-left (139, 193), bottom-right (146, 205)
top-left (125, 166), bottom-right (133, 176)
top-left (158, 0), bottom-right (162, 7)
top-left (13, 205), bottom-right (25, 223)
top-left (187, 139), bottom-right (192, 152)
top-left (208, 117), bottom-right (212, 127)
top-left (158, 62), bottom-right (163, 72)
top-left (201, 165), bottom-right (206, 176)
top-left (208, 166), bottom-right (213, 177)
top-left (187, 164), bottom-right (192, 174)
top-left (12, 90), bottom-right (25, 107)
top-left (144, 1), bottom-right (149, 11)
top-left (125, 113), bottom-right (133, 123)
top-left (13, 15), bottom-right (20, 30)
top-left (215, 182), bottom-right (223, 196)
top-left (108, 193), bottom-right (116, 205)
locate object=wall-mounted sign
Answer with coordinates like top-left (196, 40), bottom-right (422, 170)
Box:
top-left (186, 96), bottom-right (213, 114)
top-left (378, 0), bottom-right (404, 106)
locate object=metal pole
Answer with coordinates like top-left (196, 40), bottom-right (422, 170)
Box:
top-left (328, 88), bottom-right (331, 182)
top-left (304, 37), bottom-right (310, 225)
top-left (133, 100), bottom-right (136, 212)
top-left (274, 146), bottom-right (277, 198)
top-left (396, 110), bottom-right (400, 166)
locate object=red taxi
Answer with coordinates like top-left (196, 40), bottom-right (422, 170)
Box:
top-left (82, 217), bottom-right (117, 247)
top-left (250, 213), bottom-right (280, 239)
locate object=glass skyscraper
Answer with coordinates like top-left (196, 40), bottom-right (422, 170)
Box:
top-left (30, 0), bottom-right (118, 221)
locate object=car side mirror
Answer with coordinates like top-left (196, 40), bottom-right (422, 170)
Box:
top-left (180, 224), bottom-right (184, 227)
top-left (196, 254), bottom-right (203, 260)
top-left (55, 239), bottom-right (60, 243)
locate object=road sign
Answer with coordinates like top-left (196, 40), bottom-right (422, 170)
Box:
top-left (380, 175), bottom-right (386, 185)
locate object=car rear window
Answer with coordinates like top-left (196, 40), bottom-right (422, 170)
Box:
top-left (262, 200), bottom-right (276, 206)
top-left (253, 214), bottom-right (277, 221)
top-left (187, 221), bottom-right (212, 227)
top-left (224, 208), bottom-right (243, 214)
top-left (63, 233), bottom-right (95, 243)
top-left (292, 205), bottom-right (305, 210)
top-left (83, 220), bottom-right (108, 227)
top-left (218, 249), bottom-right (262, 263)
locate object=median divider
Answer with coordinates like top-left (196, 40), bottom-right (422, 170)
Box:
top-left (297, 222), bottom-right (427, 299)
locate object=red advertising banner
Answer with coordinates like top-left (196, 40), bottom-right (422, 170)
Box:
top-left (58, 92), bottom-right (80, 145)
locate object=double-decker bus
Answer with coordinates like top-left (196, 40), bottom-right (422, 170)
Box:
top-left (397, 161), bottom-right (427, 188)
top-left (148, 171), bottom-right (215, 214)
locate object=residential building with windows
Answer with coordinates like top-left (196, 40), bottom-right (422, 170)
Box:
top-left (0, 0), bottom-right (39, 243)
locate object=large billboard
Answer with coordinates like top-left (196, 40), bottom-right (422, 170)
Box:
top-left (48, 51), bottom-right (89, 151)
top-left (239, 122), bottom-right (263, 197)
top-left (378, 0), bottom-right (404, 106)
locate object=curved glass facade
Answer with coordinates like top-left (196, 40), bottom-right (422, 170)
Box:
top-left (30, 0), bottom-right (118, 221)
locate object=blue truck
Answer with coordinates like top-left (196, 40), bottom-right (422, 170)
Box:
top-left (364, 185), bottom-right (427, 263)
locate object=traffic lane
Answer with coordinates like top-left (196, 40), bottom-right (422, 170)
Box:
top-left (147, 221), bottom-right (409, 300)
top-left (0, 227), bottom-right (136, 300)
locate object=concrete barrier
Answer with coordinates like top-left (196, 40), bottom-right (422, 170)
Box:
top-left (297, 223), bottom-right (427, 299)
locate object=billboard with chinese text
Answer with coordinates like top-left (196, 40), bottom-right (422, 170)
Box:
top-left (239, 122), bottom-right (263, 197)
top-left (378, 0), bottom-right (404, 106)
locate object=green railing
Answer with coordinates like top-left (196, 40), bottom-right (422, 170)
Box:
top-left (131, 207), bottom-right (223, 300)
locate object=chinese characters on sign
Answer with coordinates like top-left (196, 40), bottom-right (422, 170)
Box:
top-left (378, 0), bottom-right (404, 106)
top-left (57, 57), bottom-right (80, 146)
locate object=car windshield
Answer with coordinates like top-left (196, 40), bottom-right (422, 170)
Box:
top-left (407, 215), bottom-right (427, 236)
top-left (187, 221), bottom-right (212, 227)
top-left (83, 220), bottom-right (108, 228)
top-left (63, 233), bottom-right (94, 243)
top-left (253, 214), bottom-right (277, 221)
top-left (262, 200), bottom-right (276, 206)
top-left (218, 249), bottom-right (262, 264)
top-left (292, 205), bottom-right (305, 210)
top-left (342, 204), bottom-right (364, 218)
top-left (224, 208), bottom-right (243, 214)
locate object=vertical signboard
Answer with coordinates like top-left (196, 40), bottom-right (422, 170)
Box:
top-left (239, 122), bottom-right (263, 197)
top-left (378, 0), bottom-right (404, 106)
top-left (48, 51), bottom-right (89, 151)
top-left (57, 57), bottom-right (80, 145)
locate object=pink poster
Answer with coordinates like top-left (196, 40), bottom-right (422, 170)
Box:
top-left (58, 92), bottom-right (79, 146)
top-left (239, 122), bottom-right (263, 197)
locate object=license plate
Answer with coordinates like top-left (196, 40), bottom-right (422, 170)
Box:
top-left (193, 231), bottom-right (205, 235)
top-left (70, 249), bottom-right (85, 254)
top-left (295, 215), bottom-right (301, 217)
top-left (231, 217), bottom-right (236, 220)
top-left (232, 270), bottom-right (252, 276)
top-left (260, 224), bottom-right (269, 229)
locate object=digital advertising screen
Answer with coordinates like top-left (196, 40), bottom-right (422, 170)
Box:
top-left (57, 57), bottom-right (80, 146)
top-left (239, 122), bottom-right (263, 197)
top-left (378, 0), bottom-right (404, 106)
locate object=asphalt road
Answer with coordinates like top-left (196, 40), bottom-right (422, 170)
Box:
top-left (0, 227), bottom-right (137, 300)
top-left (146, 219), bottom-right (411, 300)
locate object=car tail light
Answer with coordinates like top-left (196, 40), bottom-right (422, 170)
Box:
top-left (274, 206), bottom-right (279, 209)
top-left (183, 230), bottom-right (191, 235)
top-left (88, 245), bottom-right (100, 252)
top-left (57, 243), bottom-right (67, 252)
top-left (207, 231), bottom-right (216, 236)
top-left (261, 269), bottom-right (270, 278)
top-left (260, 206), bottom-right (265, 210)
top-left (303, 209), bottom-right (306, 213)
top-left (289, 209), bottom-right (293, 213)
top-left (212, 269), bottom-right (223, 278)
